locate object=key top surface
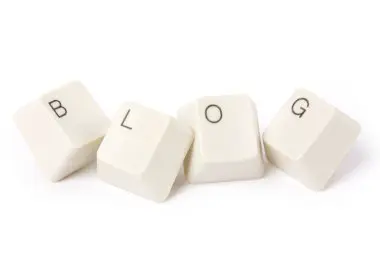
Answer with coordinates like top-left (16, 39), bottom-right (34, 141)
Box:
top-left (178, 94), bottom-right (264, 184)
top-left (14, 81), bottom-right (109, 181)
top-left (263, 89), bottom-right (361, 190)
top-left (97, 103), bottom-right (193, 202)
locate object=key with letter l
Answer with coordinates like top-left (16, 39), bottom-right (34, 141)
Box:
top-left (97, 102), bottom-right (193, 202)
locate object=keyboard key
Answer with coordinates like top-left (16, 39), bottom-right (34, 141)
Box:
top-left (263, 89), bottom-right (361, 190)
top-left (97, 103), bottom-right (193, 202)
top-left (178, 95), bottom-right (265, 184)
top-left (14, 81), bottom-right (110, 182)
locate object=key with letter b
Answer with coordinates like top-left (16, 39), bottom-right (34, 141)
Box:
top-left (14, 81), bottom-right (110, 181)
top-left (178, 95), bottom-right (265, 184)
top-left (263, 89), bottom-right (361, 190)
top-left (97, 103), bottom-right (193, 202)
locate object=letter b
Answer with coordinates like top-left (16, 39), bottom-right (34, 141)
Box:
top-left (49, 100), bottom-right (67, 118)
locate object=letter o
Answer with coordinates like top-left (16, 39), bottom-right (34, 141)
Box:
top-left (205, 104), bottom-right (223, 123)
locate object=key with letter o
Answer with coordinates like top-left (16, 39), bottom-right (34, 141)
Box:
top-left (13, 81), bottom-right (110, 181)
top-left (263, 89), bottom-right (361, 190)
top-left (97, 103), bottom-right (193, 202)
top-left (178, 94), bottom-right (265, 184)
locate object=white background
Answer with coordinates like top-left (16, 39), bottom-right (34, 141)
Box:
top-left (1, 0), bottom-right (379, 252)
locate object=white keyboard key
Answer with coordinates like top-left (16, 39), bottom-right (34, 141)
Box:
top-left (14, 81), bottom-right (109, 182)
top-left (97, 103), bottom-right (193, 202)
top-left (178, 95), bottom-right (265, 184)
top-left (263, 89), bottom-right (361, 190)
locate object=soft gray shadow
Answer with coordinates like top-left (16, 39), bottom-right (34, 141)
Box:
top-left (328, 140), bottom-right (367, 186)
top-left (262, 161), bottom-right (278, 178)
top-left (64, 161), bottom-right (97, 182)
top-left (167, 167), bottom-right (189, 200)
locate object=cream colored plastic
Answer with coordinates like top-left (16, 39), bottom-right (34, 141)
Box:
top-left (14, 81), bottom-right (109, 181)
top-left (97, 103), bottom-right (193, 202)
top-left (263, 89), bottom-right (361, 190)
top-left (178, 95), bottom-right (264, 184)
